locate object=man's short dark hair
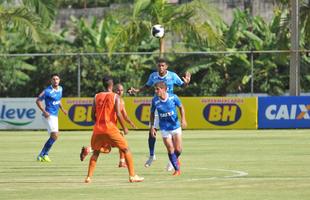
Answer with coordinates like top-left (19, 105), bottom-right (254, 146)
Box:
top-left (158, 58), bottom-right (167, 63)
top-left (155, 81), bottom-right (167, 89)
top-left (102, 76), bottom-right (113, 89)
top-left (51, 73), bottom-right (60, 78)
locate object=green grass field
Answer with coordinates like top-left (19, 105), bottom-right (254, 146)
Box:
top-left (1, 130), bottom-right (310, 200)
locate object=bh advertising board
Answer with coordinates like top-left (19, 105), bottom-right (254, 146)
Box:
top-left (182, 97), bottom-right (257, 129)
top-left (59, 98), bottom-right (94, 130)
top-left (59, 97), bottom-right (257, 130)
top-left (258, 96), bottom-right (310, 128)
top-left (0, 98), bottom-right (46, 129)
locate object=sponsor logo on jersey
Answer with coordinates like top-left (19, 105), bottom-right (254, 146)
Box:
top-left (68, 104), bottom-right (94, 126)
top-left (0, 105), bottom-right (35, 126)
top-left (135, 103), bottom-right (150, 125)
top-left (265, 104), bottom-right (310, 120)
top-left (203, 103), bottom-right (242, 126)
top-left (52, 100), bottom-right (61, 105)
top-left (160, 111), bottom-right (175, 118)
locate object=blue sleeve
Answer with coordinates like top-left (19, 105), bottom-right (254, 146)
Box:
top-left (145, 73), bottom-right (154, 87)
top-left (173, 72), bottom-right (184, 86)
top-left (150, 98), bottom-right (156, 113)
top-left (174, 95), bottom-right (182, 107)
top-left (38, 89), bottom-right (46, 101)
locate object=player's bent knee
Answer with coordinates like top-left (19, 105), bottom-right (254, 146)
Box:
top-left (175, 149), bottom-right (182, 154)
top-left (120, 148), bottom-right (129, 153)
top-left (51, 133), bottom-right (58, 140)
top-left (92, 150), bottom-right (100, 157)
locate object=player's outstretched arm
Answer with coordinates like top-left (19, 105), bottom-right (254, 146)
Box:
top-left (179, 105), bottom-right (187, 129)
top-left (91, 98), bottom-right (96, 122)
top-left (127, 85), bottom-right (150, 95)
top-left (149, 111), bottom-right (157, 138)
top-left (59, 102), bottom-right (68, 115)
top-left (36, 91), bottom-right (49, 118)
top-left (121, 108), bottom-right (137, 129)
top-left (115, 95), bottom-right (128, 135)
top-left (182, 71), bottom-right (191, 87)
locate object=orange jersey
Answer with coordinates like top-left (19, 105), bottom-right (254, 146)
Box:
top-left (93, 92), bottom-right (120, 135)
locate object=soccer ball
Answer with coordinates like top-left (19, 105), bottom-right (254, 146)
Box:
top-left (151, 24), bottom-right (165, 38)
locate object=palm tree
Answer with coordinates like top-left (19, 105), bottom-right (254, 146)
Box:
top-left (273, 0), bottom-right (310, 46)
top-left (23, 0), bottom-right (57, 28)
top-left (273, 0), bottom-right (310, 93)
top-left (0, 0), bottom-right (56, 41)
top-left (107, 0), bottom-right (223, 54)
top-left (0, 5), bottom-right (41, 41)
top-left (0, 0), bottom-right (57, 96)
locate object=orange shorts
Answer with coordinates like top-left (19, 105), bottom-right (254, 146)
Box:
top-left (91, 132), bottom-right (128, 153)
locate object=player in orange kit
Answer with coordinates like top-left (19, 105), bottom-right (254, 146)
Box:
top-left (80, 83), bottom-right (136, 168)
top-left (84, 76), bottom-right (143, 183)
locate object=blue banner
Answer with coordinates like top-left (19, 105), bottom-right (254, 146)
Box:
top-left (258, 96), bottom-right (310, 128)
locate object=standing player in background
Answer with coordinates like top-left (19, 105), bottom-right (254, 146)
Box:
top-left (150, 81), bottom-right (187, 176)
top-left (36, 73), bottom-right (67, 162)
top-left (115, 83), bottom-right (137, 167)
top-left (80, 83), bottom-right (136, 168)
top-left (84, 76), bottom-right (143, 183)
top-left (128, 58), bottom-right (190, 170)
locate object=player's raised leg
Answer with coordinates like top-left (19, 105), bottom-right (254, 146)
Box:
top-left (80, 146), bottom-right (91, 161)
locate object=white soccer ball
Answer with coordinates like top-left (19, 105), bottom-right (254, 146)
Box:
top-left (151, 24), bottom-right (165, 38)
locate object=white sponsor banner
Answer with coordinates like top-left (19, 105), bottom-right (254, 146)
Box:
top-left (0, 98), bottom-right (45, 130)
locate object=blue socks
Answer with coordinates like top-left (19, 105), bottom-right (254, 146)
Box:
top-left (168, 153), bottom-right (179, 171)
top-left (175, 150), bottom-right (181, 158)
top-left (39, 137), bottom-right (56, 156)
top-left (148, 132), bottom-right (156, 156)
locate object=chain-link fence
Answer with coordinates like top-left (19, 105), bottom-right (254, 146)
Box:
top-left (1, 50), bottom-right (310, 97)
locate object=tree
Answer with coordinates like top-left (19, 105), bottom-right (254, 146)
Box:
top-left (107, 0), bottom-right (223, 53)
top-left (0, 0), bottom-right (57, 96)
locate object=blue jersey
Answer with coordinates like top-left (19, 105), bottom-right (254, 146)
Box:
top-left (146, 71), bottom-right (184, 94)
top-left (151, 94), bottom-right (182, 131)
top-left (38, 85), bottom-right (63, 116)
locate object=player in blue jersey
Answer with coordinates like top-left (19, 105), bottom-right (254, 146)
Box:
top-left (150, 81), bottom-right (187, 176)
top-left (36, 73), bottom-right (67, 162)
top-left (128, 58), bottom-right (190, 170)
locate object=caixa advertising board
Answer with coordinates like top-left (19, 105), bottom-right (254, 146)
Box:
top-left (258, 96), bottom-right (310, 128)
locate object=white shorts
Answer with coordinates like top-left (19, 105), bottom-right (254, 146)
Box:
top-left (42, 115), bottom-right (59, 134)
top-left (149, 109), bottom-right (160, 129)
top-left (160, 127), bottom-right (182, 139)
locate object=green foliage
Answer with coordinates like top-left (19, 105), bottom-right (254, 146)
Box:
top-left (56, 0), bottom-right (122, 8)
top-left (0, 57), bottom-right (36, 97)
top-left (0, 5), bottom-right (43, 42)
top-left (0, 1), bottom-right (309, 97)
top-left (23, 0), bottom-right (57, 28)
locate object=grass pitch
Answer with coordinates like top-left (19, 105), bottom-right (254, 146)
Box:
top-left (0, 130), bottom-right (310, 200)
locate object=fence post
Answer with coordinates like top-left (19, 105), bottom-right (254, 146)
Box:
top-left (77, 53), bottom-right (81, 97)
top-left (251, 51), bottom-right (254, 95)
top-left (289, 0), bottom-right (300, 96)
